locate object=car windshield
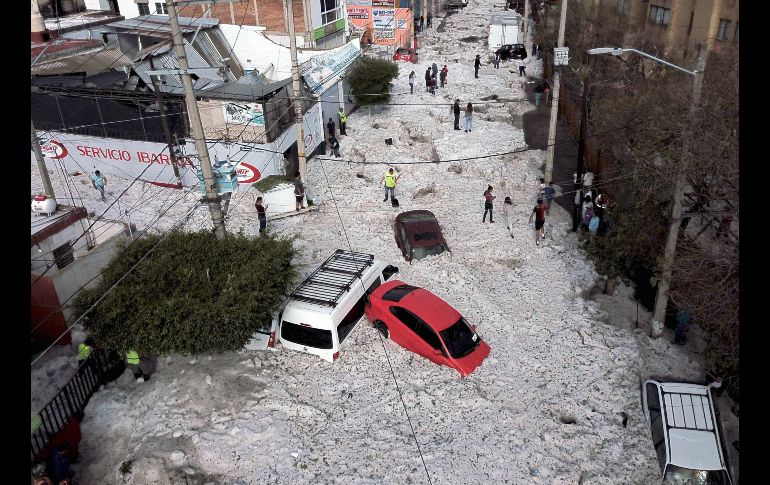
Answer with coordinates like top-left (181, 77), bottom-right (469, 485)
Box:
top-left (412, 244), bottom-right (445, 260)
top-left (382, 284), bottom-right (418, 302)
top-left (664, 465), bottom-right (730, 485)
top-left (396, 48), bottom-right (411, 55)
top-left (413, 231), bottom-right (438, 242)
top-left (440, 317), bottom-right (479, 358)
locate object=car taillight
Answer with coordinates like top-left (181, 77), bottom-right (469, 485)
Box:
top-left (267, 331), bottom-right (276, 348)
top-left (333, 351), bottom-right (340, 361)
top-left (34, 195), bottom-right (47, 201)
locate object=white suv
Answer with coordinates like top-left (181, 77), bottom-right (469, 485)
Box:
top-left (642, 380), bottom-right (733, 484)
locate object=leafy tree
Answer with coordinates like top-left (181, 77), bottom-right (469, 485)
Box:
top-left (73, 230), bottom-right (297, 355)
top-left (347, 56), bottom-right (399, 106)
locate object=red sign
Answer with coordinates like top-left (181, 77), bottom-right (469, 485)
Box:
top-left (40, 140), bottom-right (68, 160)
top-left (348, 7), bottom-right (369, 19)
top-left (236, 162), bottom-right (262, 184)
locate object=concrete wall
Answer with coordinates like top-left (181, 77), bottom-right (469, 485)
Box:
top-left (116, 0), bottom-right (142, 19)
top-left (52, 228), bottom-right (130, 323)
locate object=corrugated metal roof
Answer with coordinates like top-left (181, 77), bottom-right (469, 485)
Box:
top-left (31, 47), bottom-right (133, 75)
top-left (134, 40), bottom-right (174, 62)
top-left (196, 78), bottom-right (292, 101)
top-left (109, 15), bottom-right (218, 35)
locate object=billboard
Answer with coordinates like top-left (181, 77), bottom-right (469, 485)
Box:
top-left (347, 6), bottom-right (412, 46)
top-left (348, 7), bottom-right (369, 19)
top-left (372, 8), bottom-right (395, 30)
top-left (223, 102), bottom-right (265, 126)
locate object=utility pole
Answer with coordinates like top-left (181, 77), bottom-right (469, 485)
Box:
top-left (652, 45), bottom-right (708, 326)
top-left (573, 60), bottom-right (591, 231)
top-left (166, 0), bottom-right (226, 239)
top-left (524, 0), bottom-right (531, 55)
top-left (149, 58), bottom-right (183, 187)
top-left (284, 0), bottom-right (308, 182)
top-left (31, 120), bottom-right (55, 199)
top-left (544, 0), bottom-right (566, 183)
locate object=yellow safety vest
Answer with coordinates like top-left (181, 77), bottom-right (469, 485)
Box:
top-left (385, 173), bottom-right (397, 187)
top-left (339, 111), bottom-right (347, 123)
top-left (78, 343), bottom-right (92, 360)
top-left (126, 350), bottom-right (140, 365)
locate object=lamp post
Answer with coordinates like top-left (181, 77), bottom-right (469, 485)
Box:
top-left (588, 45), bottom-right (707, 332)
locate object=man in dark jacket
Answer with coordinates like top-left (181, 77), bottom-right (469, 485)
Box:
top-left (474, 54), bottom-right (481, 78)
top-left (431, 63), bottom-right (438, 80)
top-left (326, 117), bottom-right (335, 139)
top-left (424, 68), bottom-right (431, 91)
top-left (452, 100), bottom-right (461, 130)
top-left (329, 135), bottom-right (341, 158)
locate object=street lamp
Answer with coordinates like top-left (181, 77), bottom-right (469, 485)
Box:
top-left (587, 45), bottom-right (707, 333)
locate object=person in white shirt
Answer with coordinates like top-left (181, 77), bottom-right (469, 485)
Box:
top-left (516, 58), bottom-right (526, 77)
top-left (503, 196), bottom-right (514, 238)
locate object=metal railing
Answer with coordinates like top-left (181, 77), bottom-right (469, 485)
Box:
top-left (31, 349), bottom-right (125, 461)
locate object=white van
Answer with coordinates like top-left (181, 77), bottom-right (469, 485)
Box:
top-left (488, 14), bottom-right (524, 52)
top-left (277, 250), bottom-right (399, 362)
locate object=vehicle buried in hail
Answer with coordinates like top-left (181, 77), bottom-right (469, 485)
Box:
top-left (365, 280), bottom-right (490, 377)
top-left (394, 210), bottom-right (449, 262)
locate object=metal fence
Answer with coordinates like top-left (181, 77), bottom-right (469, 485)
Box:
top-left (31, 350), bottom-right (125, 461)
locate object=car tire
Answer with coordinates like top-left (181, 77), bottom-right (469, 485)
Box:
top-left (374, 321), bottom-right (389, 339)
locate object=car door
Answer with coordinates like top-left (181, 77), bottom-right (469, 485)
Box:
top-left (413, 320), bottom-right (447, 365)
top-left (387, 306), bottom-right (424, 354)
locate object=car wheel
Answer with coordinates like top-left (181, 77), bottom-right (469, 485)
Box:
top-left (374, 321), bottom-right (389, 339)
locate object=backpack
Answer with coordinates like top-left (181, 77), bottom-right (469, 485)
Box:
top-left (589, 216), bottom-right (600, 233)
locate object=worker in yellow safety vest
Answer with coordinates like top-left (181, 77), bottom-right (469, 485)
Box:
top-left (337, 107), bottom-right (347, 135)
top-left (381, 168), bottom-right (399, 202)
top-left (77, 339), bottom-right (93, 364)
top-left (126, 350), bottom-right (142, 381)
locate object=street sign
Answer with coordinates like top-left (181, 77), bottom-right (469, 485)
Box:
top-left (554, 47), bottom-right (570, 66)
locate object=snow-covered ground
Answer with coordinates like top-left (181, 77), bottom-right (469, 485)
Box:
top-left (30, 1), bottom-right (732, 483)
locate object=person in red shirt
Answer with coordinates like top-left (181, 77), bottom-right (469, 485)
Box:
top-left (255, 196), bottom-right (268, 233)
top-left (483, 185), bottom-right (496, 223)
top-left (528, 198), bottom-right (546, 245)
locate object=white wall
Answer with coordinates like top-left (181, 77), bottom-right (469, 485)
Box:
top-left (31, 217), bottom-right (93, 276)
top-left (116, 0), bottom-right (142, 19)
top-left (84, 0), bottom-right (112, 10)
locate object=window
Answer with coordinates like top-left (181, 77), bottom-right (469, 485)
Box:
top-left (414, 322), bottom-right (442, 350)
top-left (137, 3), bottom-right (150, 16)
top-left (338, 297), bottom-right (366, 344)
top-left (319, 0), bottom-right (341, 26)
top-left (53, 242), bottom-right (74, 270)
top-left (390, 306), bottom-right (421, 333)
top-left (648, 5), bottom-right (671, 26)
top-left (616, 0), bottom-right (629, 16)
top-left (717, 19), bottom-right (731, 40)
top-left (281, 321), bottom-right (333, 349)
top-left (382, 284), bottom-right (418, 302)
top-left (155, 2), bottom-right (168, 14)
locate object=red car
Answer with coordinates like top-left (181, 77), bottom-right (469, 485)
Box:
top-left (365, 280), bottom-right (491, 377)
top-left (393, 47), bottom-right (418, 63)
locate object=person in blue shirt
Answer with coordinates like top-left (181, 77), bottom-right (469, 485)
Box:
top-left (543, 181), bottom-right (556, 215)
top-left (90, 170), bottom-right (107, 201)
top-left (51, 442), bottom-right (74, 484)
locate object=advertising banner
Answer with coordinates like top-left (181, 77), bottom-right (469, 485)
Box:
top-left (223, 102), bottom-right (265, 126)
top-left (348, 7), bottom-right (369, 19)
top-left (372, 8), bottom-right (395, 30)
top-left (300, 39), bottom-right (361, 94)
top-left (347, 0), bottom-right (371, 5)
top-left (372, 0), bottom-right (394, 6)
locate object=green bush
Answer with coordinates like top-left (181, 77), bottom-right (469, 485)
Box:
top-left (73, 230), bottom-right (297, 355)
top-left (347, 57), bottom-right (399, 106)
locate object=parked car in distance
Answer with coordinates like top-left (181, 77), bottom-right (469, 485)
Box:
top-left (394, 210), bottom-right (449, 262)
top-left (365, 280), bottom-right (491, 377)
top-left (393, 47), bottom-right (418, 63)
top-left (499, 43), bottom-right (527, 61)
top-left (446, 0), bottom-right (468, 10)
top-left (641, 380), bottom-right (733, 484)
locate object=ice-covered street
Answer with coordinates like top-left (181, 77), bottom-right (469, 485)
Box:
top-left (31, 1), bottom-right (710, 483)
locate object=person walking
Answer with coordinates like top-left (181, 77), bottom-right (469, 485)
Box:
top-left (543, 82), bottom-right (551, 107)
top-left (381, 167), bottom-right (398, 202)
top-left (543, 181), bottom-right (556, 215)
top-left (51, 443), bottom-right (74, 485)
top-left (580, 194), bottom-right (594, 241)
top-left (255, 196), bottom-right (268, 233)
top-left (329, 135), bottom-right (341, 158)
top-left (452, 99), bottom-right (461, 130)
top-left (503, 196), bottom-right (514, 238)
top-left (425, 67), bottom-right (432, 91)
top-left (528, 198), bottom-right (546, 245)
top-left (482, 185), bottom-right (496, 223)
top-left (440, 65), bottom-right (448, 87)
top-left (326, 117), bottom-right (335, 138)
top-left (516, 58), bottom-right (526, 77)
top-left (474, 54), bottom-right (481, 78)
top-left (534, 83), bottom-right (544, 108)
top-left (337, 107), bottom-right (347, 135)
top-left (294, 171), bottom-right (306, 211)
top-left (408, 70), bottom-right (416, 94)
top-left (427, 11), bottom-right (432, 28)
top-left (77, 338), bottom-right (93, 376)
top-left (419, 15), bottom-right (424, 32)
top-left (464, 102), bottom-right (473, 132)
top-left (90, 170), bottom-right (107, 201)
top-left (428, 75), bottom-right (436, 95)
top-left (582, 167), bottom-right (594, 199)
top-left (494, 49), bottom-right (502, 69)
top-left (432, 63), bottom-right (438, 81)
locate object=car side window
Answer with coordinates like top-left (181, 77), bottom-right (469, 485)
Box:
top-left (414, 322), bottom-right (442, 350)
top-left (389, 306), bottom-right (420, 333)
top-left (382, 265), bottom-right (399, 281)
